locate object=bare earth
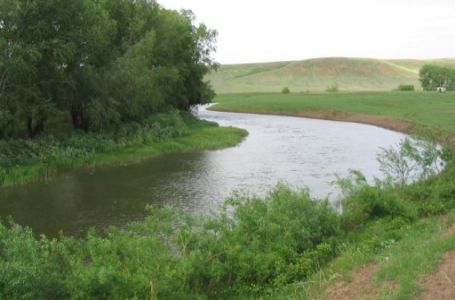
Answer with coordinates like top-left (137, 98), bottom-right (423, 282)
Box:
top-left (325, 264), bottom-right (379, 300)
top-left (209, 107), bottom-right (414, 133)
top-left (418, 250), bottom-right (455, 300)
top-left (210, 107), bottom-right (455, 148)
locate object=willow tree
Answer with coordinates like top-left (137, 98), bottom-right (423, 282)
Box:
top-left (0, 0), bottom-right (218, 137)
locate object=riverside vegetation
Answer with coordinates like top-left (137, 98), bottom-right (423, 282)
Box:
top-left (0, 135), bottom-right (454, 299)
top-left (0, 0), bottom-right (248, 186)
top-left (0, 112), bottom-right (247, 186)
top-left (2, 1), bottom-right (455, 299)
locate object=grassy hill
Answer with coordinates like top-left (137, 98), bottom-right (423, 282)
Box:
top-left (207, 57), bottom-right (455, 93)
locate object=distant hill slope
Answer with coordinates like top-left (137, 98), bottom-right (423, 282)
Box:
top-left (207, 57), bottom-right (455, 93)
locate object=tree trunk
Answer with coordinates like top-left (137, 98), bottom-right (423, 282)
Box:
top-left (70, 101), bottom-right (90, 132)
top-left (26, 117), bottom-right (44, 138)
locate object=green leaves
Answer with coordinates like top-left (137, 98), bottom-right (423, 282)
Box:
top-left (0, 0), bottom-right (217, 137)
top-left (419, 64), bottom-right (455, 91)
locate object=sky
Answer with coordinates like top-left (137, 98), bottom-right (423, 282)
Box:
top-left (158, 0), bottom-right (455, 64)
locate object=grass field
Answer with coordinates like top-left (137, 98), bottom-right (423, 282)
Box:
top-left (212, 92), bottom-right (455, 138)
top-left (207, 57), bottom-right (455, 93)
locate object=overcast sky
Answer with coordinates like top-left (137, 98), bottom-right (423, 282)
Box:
top-left (159, 0), bottom-right (455, 64)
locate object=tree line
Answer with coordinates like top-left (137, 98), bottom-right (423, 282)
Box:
top-left (0, 0), bottom-right (217, 138)
top-left (419, 64), bottom-right (455, 91)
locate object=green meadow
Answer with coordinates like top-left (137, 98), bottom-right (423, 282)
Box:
top-left (213, 91), bottom-right (455, 135)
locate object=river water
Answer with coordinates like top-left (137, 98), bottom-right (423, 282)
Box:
top-left (0, 107), bottom-right (406, 237)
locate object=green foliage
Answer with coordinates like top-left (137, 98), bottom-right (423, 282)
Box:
top-left (340, 137), bottom-right (453, 230)
top-left (419, 64), bottom-right (455, 91)
top-left (0, 0), bottom-right (217, 137)
top-left (0, 137), bottom-right (454, 298)
top-left (0, 185), bottom-right (341, 299)
top-left (186, 185), bottom-right (340, 297)
top-left (0, 112), bottom-right (195, 185)
top-left (340, 180), bottom-right (417, 229)
top-left (397, 84), bottom-right (415, 91)
top-left (377, 138), bottom-right (444, 186)
top-left (281, 87), bottom-right (291, 94)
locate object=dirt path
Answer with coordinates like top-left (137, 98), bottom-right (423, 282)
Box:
top-left (418, 250), bottom-right (455, 300)
top-left (325, 264), bottom-right (379, 300)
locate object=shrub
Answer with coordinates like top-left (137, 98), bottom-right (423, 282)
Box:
top-left (326, 84), bottom-right (339, 93)
top-left (0, 185), bottom-right (342, 299)
top-left (341, 182), bottom-right (417, 229)
top-left (397, 84), bottom-right (415, 91)
top-left (281, 87), bottom-right (291, 94)
top-left (191, 185), bottom-right (341, 295)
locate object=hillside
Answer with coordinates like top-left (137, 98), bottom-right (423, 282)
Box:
top-left (207, 57), bottom-right (455, 93)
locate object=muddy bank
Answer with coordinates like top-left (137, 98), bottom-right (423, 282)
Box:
top-left (209, 106), bottom-right (455, 148)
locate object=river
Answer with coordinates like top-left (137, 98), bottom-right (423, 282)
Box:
top-left (0, 107), bottom-right (406, 237)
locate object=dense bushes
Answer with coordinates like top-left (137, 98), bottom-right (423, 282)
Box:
top-left (397, 84), bottom-right (415, 91)
top-left (0, 185), bottom-right (341, 299)
top-left (0, 112), bottom-right (202, 185)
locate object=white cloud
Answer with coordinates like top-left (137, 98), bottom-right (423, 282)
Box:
top-left (159, 0), bottom-right (455, 64)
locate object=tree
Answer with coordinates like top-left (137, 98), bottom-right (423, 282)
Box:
top-left (419, 64), bottom-right (455, 91)
top-left (0, 0), bottom-right (218, 137)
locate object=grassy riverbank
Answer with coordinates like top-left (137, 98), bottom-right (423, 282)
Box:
top-left (0, 112), bottom-right (247, 187)
top-left (2, 93), bottom-right (455, 298)
top-left (212, 92), bottom-right (455, 142)
top-left (1, 134), bottom-right (454, 299)
top-left (267, 212), bottom-right (455, 299)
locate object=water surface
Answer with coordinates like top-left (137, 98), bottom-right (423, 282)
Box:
top-left (0, 107), bottom-right (406, 236)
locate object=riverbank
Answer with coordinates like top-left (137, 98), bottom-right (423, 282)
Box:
top-left (1, 145), bottom-right (454, 299)
top-left (211, 92), bottom-right (455, 147)
top-left (207, 92), bottom-right (455, 298)
top-left (0, 113), bottom-right (247, 187)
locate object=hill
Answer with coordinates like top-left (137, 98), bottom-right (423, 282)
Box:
top-left (207, 57), bottom-right (455, 93)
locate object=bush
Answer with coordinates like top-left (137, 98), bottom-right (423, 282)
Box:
top-left (281, 87), bottom-right (291, 94)
top-left (187, 184), bottom-right (341, 296)
top-left (326, 84), bottom-right (339, 93)
top-left (341, 183), bottom-right (417, 229)
top-left (339, 136), bottom-right (451, 229)
top-left (397, 84), bottom-right (415, 91)
top-left (0, 185), bottom-right (342, 299)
